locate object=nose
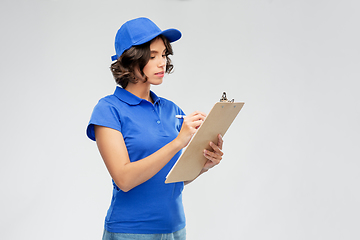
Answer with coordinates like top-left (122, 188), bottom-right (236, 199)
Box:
top-left (158, 57), bottom-right (166, 68)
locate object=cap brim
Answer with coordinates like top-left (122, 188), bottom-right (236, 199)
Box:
top-left (161, 28), bottom-right (182, 43)
top-left (133, 28), bottom-right (182, 46)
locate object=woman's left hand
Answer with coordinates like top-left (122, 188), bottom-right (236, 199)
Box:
top-left (203, 134), bottom-right (224, 170)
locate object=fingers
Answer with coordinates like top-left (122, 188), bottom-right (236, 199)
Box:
top-left (182, 111), bottom-right (206, 133)
top-left (202, 134), bottom-right (224, 170)
top-left (217, 134), bottom-right (223, 150)
top-left (185, 111), bottom-right (206, 122)
top-left (203, 144), bottom-right (223, 166)
top-left (188, 110), bottom-right (207, 118)
top-left (209, 142), bottom-right (223, 156)
top-left (204, 149), bottom-right (222, 163)
top-left (203, 150), bottom-right (221, 170)
top-left (177, 111), bottom-right (206, 148)
top-left (185, 120), bottom-right (203, 135)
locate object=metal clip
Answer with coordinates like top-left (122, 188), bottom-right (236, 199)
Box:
top-left (220, 92), bottom-right (234, 103)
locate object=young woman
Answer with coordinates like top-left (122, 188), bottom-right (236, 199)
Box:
top-left (86, 17), bottom-right (224, 240)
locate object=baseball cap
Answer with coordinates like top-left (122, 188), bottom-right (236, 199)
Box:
top-left (111, 17), bottom-right (182, 61)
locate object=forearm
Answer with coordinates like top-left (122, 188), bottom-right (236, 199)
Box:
top-left (114, 138), bottom-right (183, 192)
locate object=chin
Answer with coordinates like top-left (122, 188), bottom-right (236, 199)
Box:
top-left (150, 79), bottom-right (163, 85)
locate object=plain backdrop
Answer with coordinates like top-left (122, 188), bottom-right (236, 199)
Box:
top-left (1, 0), bottom-right (359, 239)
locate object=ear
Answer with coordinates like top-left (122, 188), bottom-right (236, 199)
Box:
top-left (133, 67), bottom-right (147, 83)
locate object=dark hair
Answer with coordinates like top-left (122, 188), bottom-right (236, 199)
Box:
top-left (110, 35), bottom-right (174, 88)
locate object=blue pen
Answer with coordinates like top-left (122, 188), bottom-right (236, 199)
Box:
top-left (175, 115), bottom-right (186, 119)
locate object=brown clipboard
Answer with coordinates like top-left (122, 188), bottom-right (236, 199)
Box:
top-left (165, 93), bottom-right (244, 183)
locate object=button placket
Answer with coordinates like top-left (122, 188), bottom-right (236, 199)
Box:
top-left (148, 102), bottom-right (168, 136)
top-left (151, 106), bottom-right (161, 125)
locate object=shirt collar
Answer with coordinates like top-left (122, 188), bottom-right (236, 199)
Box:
top-left (150, 90), bottom-right (160, 105)
top-left (114, 86), bottom-right (161, 106)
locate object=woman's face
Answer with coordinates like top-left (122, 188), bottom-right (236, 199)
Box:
top-left (140, 37), bottom-right (167, 85)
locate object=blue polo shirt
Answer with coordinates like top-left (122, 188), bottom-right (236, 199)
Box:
top-left (86, 86), bottom-right (186, 234)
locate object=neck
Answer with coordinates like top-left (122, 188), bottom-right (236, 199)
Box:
top-left (125, 81), bottom-right (153, 103)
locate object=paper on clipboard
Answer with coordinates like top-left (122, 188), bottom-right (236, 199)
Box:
top-left (165, 93), bottom-right (244, 183)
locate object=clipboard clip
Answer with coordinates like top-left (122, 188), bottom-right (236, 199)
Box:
top-left (220, 92), bottom-right (234, 103)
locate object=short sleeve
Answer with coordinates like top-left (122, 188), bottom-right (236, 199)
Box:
top-left (86, 99), bottom-right (122, 141)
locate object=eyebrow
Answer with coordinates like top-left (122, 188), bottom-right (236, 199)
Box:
top-left (150, 49), bottom-right (166, 54)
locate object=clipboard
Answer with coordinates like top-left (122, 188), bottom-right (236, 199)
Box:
top-left (165, 92), bottom-right (244, 183)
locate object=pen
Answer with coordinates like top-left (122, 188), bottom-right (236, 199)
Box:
top-left (175, 115), bottom-right (186, 119)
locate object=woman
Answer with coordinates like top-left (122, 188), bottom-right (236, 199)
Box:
top-left (86, 17), bottom-right (224, 240)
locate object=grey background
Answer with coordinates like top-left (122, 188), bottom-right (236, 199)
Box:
top-left (1, 0), bottom-right (359, 239)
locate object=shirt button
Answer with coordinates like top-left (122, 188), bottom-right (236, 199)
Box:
top-left (157, 120), bottom-right (161, 124)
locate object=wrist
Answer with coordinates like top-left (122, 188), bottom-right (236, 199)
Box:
top-left (172, 137), bottom-right (185, 151)
top-left (200, 168), bottom-right (209, 174)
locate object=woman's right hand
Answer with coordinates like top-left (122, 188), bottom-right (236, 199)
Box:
top-left (176, 111), bottom-right (207, 148)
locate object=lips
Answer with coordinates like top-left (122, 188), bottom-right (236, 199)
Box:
top-left (155, 71), bottom-right (165, 77)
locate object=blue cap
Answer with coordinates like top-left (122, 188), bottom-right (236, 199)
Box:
top-left (111, 17), bottom-right (182, 61)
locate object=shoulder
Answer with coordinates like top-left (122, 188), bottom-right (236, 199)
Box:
top-left (87, 94), bottom-right (124, 141)
top-left (93, 92), bottom-right (130, 114)
top-left (158, 96), bottom-right (185, 115)
top-left (158, 96), bottom-right (179, 108)
top-left (159, 96), bottom-right (182, 109)
top-left (97, 94), bottom-right (121, 107)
